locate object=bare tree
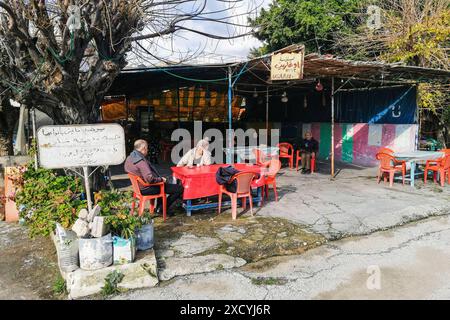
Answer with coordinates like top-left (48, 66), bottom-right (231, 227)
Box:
top-left (0, 92), bottom-right (18, 156)
top-left (335, 0), bottom-right (449, 69)
top-left (0, 0), bottom-right (259, 127)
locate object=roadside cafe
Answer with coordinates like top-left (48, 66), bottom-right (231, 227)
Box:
top-left (102, 44), bottom-right (450, 217)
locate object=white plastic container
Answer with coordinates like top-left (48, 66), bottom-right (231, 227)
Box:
top-left (78, 233), bottom-right (113, 270)
top-left (54, 225), bottom-right (79, 272)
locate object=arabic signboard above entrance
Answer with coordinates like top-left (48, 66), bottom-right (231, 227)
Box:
top-left (37, 124), bottom-right (126, 169)
top-left (270, 52), bottom-right (304, 81)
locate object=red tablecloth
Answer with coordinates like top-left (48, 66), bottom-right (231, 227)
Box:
top-left (171, 164), bottom-right (264, 200)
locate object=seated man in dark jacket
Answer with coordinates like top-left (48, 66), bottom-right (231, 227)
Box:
top-left (124, 139), bottom-right (183, 214)
top-left (298, 131), bottom-right (319, 174)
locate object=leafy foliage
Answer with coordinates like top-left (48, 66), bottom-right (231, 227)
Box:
top-left (381, 10), bottom-right (450, 68)
top-left (14, 164), bottom-right (86, 237)
top-left (249, 0), bottom-right (363, 54)
top-left (101, 270), bottom-right (124, 297)
top-left (95, 190), bottom-right (142, 239)
top-left (52, 275), bottom-right (67, 296)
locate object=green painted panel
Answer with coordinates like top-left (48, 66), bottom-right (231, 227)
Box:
top-left (342, 124), bottom-right (353, 163)
top-left (319, 123), bottom-right (331, 159)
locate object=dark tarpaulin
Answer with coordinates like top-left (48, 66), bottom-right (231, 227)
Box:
top-left (336, 86), bottom-right (417, 124)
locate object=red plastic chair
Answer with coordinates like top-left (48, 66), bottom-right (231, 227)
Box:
top-left (218, 172), bottom-right (256, 220)
top-left (376, 153), bottom-right (406, 187)
top-left (295, 150), bottom-right (316, 173)
top-left (277, 143), bottom-right (294, 169)
top-left (424, 153), bottom-right (450, 187)
top-left (376, 147), bottom-right (406, 174)
top-left (260, 158), bottom-right (282, 201)
top-left (252, 148), bottom-right (270, 166)
top-left (128, 173), bottom-right (167, 221)
top-left (425, 149), bottom-right (450, 167)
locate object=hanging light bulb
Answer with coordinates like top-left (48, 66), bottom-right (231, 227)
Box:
top-left (281, 91), bottom-right (288, 103)
top-left (315, 80), bottom-right (323, 91)
top-left (253, 88), bottom-right (258, 98)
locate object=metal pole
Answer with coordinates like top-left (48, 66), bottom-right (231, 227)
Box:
top-left (177, 84), bottom-right (181, 128)
top-left (31, 108), bottom-right (38, 170)
top-left (266, 86), bottom-right (269, 132)
top-left (83, 166), bottom-right (93, 212)
top-left (331, 77), bottom-right (335, 178)
top-left (227, 66), bottom-right (233, 164)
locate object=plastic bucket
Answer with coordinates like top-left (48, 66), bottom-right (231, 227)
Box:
top-left (136, 222), bottom-right (154, 251)
top-left (79, 233), bottom-right (113, 270)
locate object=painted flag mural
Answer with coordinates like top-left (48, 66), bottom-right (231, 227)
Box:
top-left (303, 123), bottom-right (418, 166)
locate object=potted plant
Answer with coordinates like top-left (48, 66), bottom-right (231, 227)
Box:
top-left (105, 210), bottom-right (142, 264)
top-left (135, 212), bottom-right (154, 251)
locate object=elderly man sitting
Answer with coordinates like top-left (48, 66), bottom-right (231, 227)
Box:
top-left (125, 139), bottom-right (183, 215)
top-left (298, 131), bottom-right (319, 174)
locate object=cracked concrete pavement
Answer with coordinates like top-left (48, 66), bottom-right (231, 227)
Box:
top-left (112, 162), bottom-right (450, 241)
top-left (254, 164), bottom-right (450, 240)
top-left (108, 163), bottom-right (450, 300)
top-left (115, 215), bottom-right (450, 300)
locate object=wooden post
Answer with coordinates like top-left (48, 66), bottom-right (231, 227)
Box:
top-left (266, 87), bottom-right (269, 132)
top-left (83, 166), bottom-right (93, 212)
top-left (227, 66), bottom-right (233, 164)
top-left (31, 108), bottom-right (38, 170)
top-left (331, 77), bottom-right (335, 178)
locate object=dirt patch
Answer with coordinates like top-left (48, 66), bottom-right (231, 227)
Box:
top-left (0, 222), bottom-right (61, 299)
top-left (153, 211), bottom-right (326, 264)
top-left (251, 277), bottom-right (289, 286)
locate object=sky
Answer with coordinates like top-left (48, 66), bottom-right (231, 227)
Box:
top-left (130, 0), bottom-right (272, 66)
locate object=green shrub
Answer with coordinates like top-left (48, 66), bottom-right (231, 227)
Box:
top-left (101, 270), bottom-right (124, 297)
top-left (53, 275), bottom-right (67, 296)
top-left (96, 190), bottom-right (142, 239)
top-left (15, 165), bottom-right (86, 237)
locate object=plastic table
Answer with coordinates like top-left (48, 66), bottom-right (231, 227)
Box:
top-left (171, 163), bottom-right (266, 216)
top-left (393, 151), bottom-right (444, 187)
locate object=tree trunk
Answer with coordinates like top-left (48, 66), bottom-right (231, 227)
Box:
top-left (0, 98), bottom-right (19, 156)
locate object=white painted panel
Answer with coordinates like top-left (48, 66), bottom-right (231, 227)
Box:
top-left (394, 124), bottom-right (416, 152)
top-left (368, 124), bottom-right (382, 146)
top-left (37, 124), bottom-right (126, 168)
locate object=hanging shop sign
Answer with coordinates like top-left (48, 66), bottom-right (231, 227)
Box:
top-left (37, 124), bottom-right (126, 169)
top-left (270, 52), bottom-right (304, 81)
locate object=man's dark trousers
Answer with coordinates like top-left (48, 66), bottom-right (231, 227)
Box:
top-left (141, 183), bottom-right (183, 211)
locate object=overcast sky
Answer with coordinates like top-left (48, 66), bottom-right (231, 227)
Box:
top-left (130, 0), bottom-right (271, 66)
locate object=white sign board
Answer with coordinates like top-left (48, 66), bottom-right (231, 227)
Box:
top-left (37, 124), bottom-right (126, 169)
